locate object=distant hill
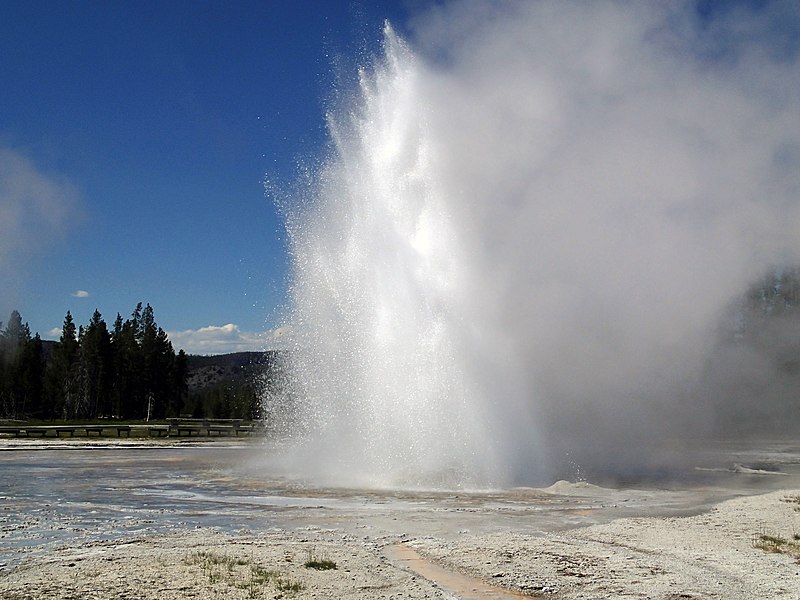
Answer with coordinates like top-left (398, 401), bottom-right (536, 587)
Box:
top-left (186, 350), bottom-right (280, 392)
top-left (39, 343), bottom-right (280, 395)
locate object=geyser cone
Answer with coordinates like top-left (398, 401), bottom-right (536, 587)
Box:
top-left (275, 25), bottom-right (542, 489)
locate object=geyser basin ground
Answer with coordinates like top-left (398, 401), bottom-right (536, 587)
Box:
top-left (2, 438), bottom-right (800, 598)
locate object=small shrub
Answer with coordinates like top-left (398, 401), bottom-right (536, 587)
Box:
top-left (250, 564), bottom-right (278, 585)
top-left (754, 529), bottom-right (800, 563)
top-left (754, 533), bottom-right (788, 553)
top-left (276, 577), bottom-right (305, 593)
top-left (304, 557), bottom-right (337, 570)
top-left (304, 549), bottom-right (337, 570)
top-left (783, 495), bottom-right (800, 511)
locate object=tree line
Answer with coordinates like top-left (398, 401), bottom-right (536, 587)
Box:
top-left (0, 303), bottom-right (188, 421)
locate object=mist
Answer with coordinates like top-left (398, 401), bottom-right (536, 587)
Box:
top-left (412, 0), bottom-right (800, 476)
top-left (0, 146), bottom-right (78, 318)
top-left (279, 0), bottom-right (800, 486)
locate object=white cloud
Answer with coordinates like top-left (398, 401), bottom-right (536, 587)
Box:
top-left (167, 323), bottom-right (287, 355)
top-left (71, 290), bottom-right (90, 298)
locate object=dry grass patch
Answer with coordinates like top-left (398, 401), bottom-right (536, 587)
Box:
top-left (753, 530), bottom-right (800, 563)
top-left (781, 495), bottom-right (800, 511)
top-left (184, 550), bottom-right (304, 597)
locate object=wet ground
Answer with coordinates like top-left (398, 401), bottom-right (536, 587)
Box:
top-left (2, 436), bottom-right (800, 575)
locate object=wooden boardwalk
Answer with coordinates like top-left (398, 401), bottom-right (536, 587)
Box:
top-left (167, 419), bottom-right (254, 437)
top-left (0, 420), bottom-right (258, 439)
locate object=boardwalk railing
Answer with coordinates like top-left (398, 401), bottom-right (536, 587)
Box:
top-left (0, 420), bottom-right (261, 438)
top-left (168, 419), bottom-right (255, 437)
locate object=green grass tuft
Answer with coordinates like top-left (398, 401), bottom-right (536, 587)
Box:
top-left (304, 549), bottom-right (337, 571)
top-left (304, 558), bottom-right (337, 570)
top-left (276, 577), bottom-right (305, 593)
top-left (754, 528), bottom-right (800, 563)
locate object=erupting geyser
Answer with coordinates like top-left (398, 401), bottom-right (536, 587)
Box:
top-left (272, 26), bottom-right (542, 489)
top-left (269, 2), bottom-right (800, 489)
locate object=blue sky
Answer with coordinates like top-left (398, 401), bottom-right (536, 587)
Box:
top-left (2, 0), bottom-right (796, 357)
top-left (0, 0), bottom-right (417, 354)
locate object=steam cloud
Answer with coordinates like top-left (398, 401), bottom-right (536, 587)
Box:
top-left (281, 1), bottom-right (800, 486)
top-left (0, 146), bottom-right (78, 317)
top-left (415, 0), bottom-right (800, 476)
top-left (414, 1), bottom-right (800, 476)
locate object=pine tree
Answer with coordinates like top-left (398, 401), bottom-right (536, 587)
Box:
top-left (78, 310), bottom-right (113, 418)
top-left (0, 319), bottom-right (5, 417)
top-left (139, 304), bottom-right (157, 419)
top-left (0, 319), bottom-right (8, 417)
top-left (111, 309), bottom-right (142, 419)
top-left (18, 334), bottom-right (45, 419)
top-left (0, 311), bottom-right (32, 418)
top-left (136, 304), bottom-right (178, 420)
top-left (48, 311), bottom-right (80, 420)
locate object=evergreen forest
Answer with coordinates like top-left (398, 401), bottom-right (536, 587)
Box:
top-left (0, 303), bottom-right (265, 422)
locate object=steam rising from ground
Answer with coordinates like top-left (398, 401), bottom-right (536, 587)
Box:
top-left (274, 1), bottom-right (800, 488)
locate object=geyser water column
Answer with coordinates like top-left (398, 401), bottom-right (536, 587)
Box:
top-left (274, 25), bottom-right (541, 489)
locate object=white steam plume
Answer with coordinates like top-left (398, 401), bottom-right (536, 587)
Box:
top-left (413, 0), bottom-right (800, 476)
top-left (278, 1), bottom-right (800, 486)
top-left (0, 146), bottom-right (78, 316)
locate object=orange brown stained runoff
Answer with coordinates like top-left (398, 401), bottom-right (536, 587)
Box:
top-left (385, 543), bottom-right (538, 599)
